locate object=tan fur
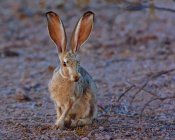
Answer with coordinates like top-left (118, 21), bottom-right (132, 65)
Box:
top-left (46, 11), bottom-right (97, 128)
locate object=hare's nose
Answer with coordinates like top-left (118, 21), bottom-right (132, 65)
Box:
top-left (74, 75), bottom-right (79, 82)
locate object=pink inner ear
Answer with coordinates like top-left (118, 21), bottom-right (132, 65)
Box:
top-left (56, 42), bottom-right (62, 52)
top-left (71, 12), bottom-right (94, 53)
top-left (46, 11), bottom-right (67, 53)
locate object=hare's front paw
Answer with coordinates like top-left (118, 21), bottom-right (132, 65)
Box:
top-left (55, 120), bottom-right (64, 129)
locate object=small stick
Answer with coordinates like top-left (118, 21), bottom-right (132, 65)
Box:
top-left (98, 104), bottom-right (107, 114)
top-left (127, 81), bottom-right (159, 98)
top-left (140, 96), bottom-right (175, 118)
top-left (131, 68), bottom-right (175, 104)
top-left (117, 85), bottom-right (135, 102)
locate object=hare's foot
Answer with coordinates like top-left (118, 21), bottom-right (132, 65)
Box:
top-left (71, 118), bottom-right (92, 127)
top-left (64, 118), bottom-right (71, 128)
top-left (55, 119), bottom-right (64, 129)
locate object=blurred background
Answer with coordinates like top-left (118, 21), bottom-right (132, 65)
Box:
top-left (0, 0), bottom-right (175, 139)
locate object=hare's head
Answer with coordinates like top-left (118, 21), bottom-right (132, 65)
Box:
top-left (46, 11), bottom-right (94, 82)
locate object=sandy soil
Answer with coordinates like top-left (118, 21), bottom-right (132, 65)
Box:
top-left (0, 0), bottom-right (175, 139)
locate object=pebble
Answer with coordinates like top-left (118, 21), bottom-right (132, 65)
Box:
top-left (95, 134), bottom-right (104, 140)
top-left (104, 134), bottom-right (112, 140)
top-left (81, 137), bottom-right (89, 140)
top-left (99, 126), bottom-right (104, 131)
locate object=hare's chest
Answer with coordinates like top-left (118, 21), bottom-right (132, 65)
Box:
top-left (49, 78), bottom-right (76, 103)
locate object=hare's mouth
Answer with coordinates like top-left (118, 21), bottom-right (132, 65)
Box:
top-left (70, 74), bottom-right (80, 82)
top-left (72, 75), bottom-right (79, 82)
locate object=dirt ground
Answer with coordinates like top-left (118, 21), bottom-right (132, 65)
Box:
top-left (0, 0), bottom-right (175, 139)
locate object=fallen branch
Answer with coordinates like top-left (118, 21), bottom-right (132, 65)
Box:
top-left (97, 104), bottom-right (107, 114)
top-left (140, 96), bottom-right (175, 118)
top-left (130, 68), bottom-right (175, 104)
top-left (126, 81), bottom-right (160, 98)
top-left (117, 85), bottom-right (135, 102)
top-left (125, 1), bottom-right (175, 13)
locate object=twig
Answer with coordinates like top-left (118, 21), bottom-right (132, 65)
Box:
top-left (117, 85), bottom-right (135, 102)
top-left (93, 0), bottom-right (175, 13)
top-left (140, 96), bottom-right (175, 118)
top-left (147, 5), bottom-right (175, 13)
top-left (130, 79), bottom-right (151, 105)
top-left (98, 104), bottom-right (107, 114)
top-left (124, 1), bottom-right (175, 13)
top-left (130, 68), bottom-right (175, 104)
top-left (126, 81), bottom-right (160, 98)
top-left (150, 68), bottom-right (175, 79)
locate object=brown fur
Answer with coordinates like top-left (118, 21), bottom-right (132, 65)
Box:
top-left (46, 11), bottom-right (97, 128)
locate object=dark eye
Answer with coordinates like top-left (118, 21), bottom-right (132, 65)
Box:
top-left (63, 62), bottom-right (66, 67)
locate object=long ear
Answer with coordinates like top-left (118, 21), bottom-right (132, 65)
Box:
top-left (71, 11), bottom-right (94, 53)
top-left (46, 11), bottom-right (67, 53)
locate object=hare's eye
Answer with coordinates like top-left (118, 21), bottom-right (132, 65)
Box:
top-left (63, 62), bottom-right (66, 67)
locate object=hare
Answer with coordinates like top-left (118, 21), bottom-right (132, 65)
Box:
top-left (46, 11), bottom-right (97, 128)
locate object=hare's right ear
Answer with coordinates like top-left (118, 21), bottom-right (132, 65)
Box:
top-left (46, 11), bottom-right (67, 53)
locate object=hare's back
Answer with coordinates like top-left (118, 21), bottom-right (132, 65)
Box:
top-left (78, 66), bottom-right (97, 93)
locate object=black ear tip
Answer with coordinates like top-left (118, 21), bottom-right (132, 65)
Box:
top-left (46, 11), bottom-right (53, 16)
top-left (45, 11), bottom-right (57, 18)
top-left (86, 11), bottom-right (94, 14)
top-left (84, 11), bottom-right (95, 17)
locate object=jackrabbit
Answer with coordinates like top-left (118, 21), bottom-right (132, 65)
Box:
top-left (46, 11), bottom-right (97, 128)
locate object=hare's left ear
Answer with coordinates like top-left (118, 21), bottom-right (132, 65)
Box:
top-left (71, 11), bottom-right (94, 54)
